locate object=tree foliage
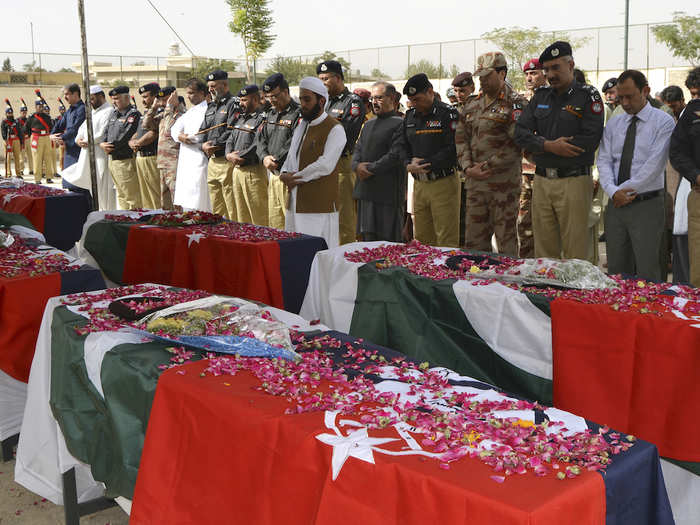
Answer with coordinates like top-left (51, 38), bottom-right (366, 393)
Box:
top-left (482, 26), bottom-right (590, 91)
top-left (263, 56), bottom-right (314, 85)
top-left (404, 60), bottom-right (460, 79)
top-left (226, 0), bottom-right (276, 82)
top-left (2, 58), bottom-right (13, 72)
top-left (651, 12), bottom-right (700, 66)
top-left (191, 58), bottom-right (238, 82)
top-left (22, 60), bottom-right (47, 73)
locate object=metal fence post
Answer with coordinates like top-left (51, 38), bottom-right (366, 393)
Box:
top-left (407, 45), bottom-right (411, 78)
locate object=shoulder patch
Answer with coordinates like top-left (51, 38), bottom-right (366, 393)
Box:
top-left (591, 101), bottom-right (604, 114)
top-left (127, 116), bottom-right (135, 123)
top-left (512, 109), bottom-right (523, 121)
top-left (350, 105), bottom-right (361, 117)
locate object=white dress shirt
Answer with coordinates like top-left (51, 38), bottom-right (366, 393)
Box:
top-left (171, 100), bottom-right (211, 212)
top-left (598, 101), bottom-right (675, 198)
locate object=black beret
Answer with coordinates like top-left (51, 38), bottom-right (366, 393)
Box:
top-left (139, 82), bottom-right (160, 95)
top-left (108, 85), bottom-right (129, 96)
top-left (316, 60), bottom-right (344, 79)
top-left (34, 98), bottom-right (43, 106)
top-left (237, 84), bottom-right (259, 97)
top-left (262, 72), bottom-right (286, 92)
top-left (206, 70), bottom-right (228, 81)
top-left (602, 77), bottom-right (618, 93)
top-left (157, 86), bottom-right (177, 97)
top-left (19, 105), bottom-right (27, 111)
top-left (539, 41), bottom-right (573, 64)
top-left (451, 72), bottom-right (473, 87)
top-left (403, 73), bottom-right (432, 96)
top-left (5, 107), bottom-right (11, 113)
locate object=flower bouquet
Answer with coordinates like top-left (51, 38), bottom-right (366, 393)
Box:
top-left (126, 296), bottom-right (300, 361)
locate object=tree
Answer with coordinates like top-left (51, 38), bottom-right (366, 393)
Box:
top-left (482, 26), bottom-right (590, 91)
top-left (2, 58), bottom-right (13, 72)
top-left (22, 60), bottom-right (47, 73)
top-left (226, 0), bottom-right (276, 82)
top-left (404, 60), bottom-right (459, 79)
top-left (263, 55), bottom-right (314, 85)
top-left (58, 67), bottom-right (75, 73)
top-left (370, 68), bottom-right (390, 80)
top-left (652, 12), bottom-right (700, 66)
top-left (191, 58), bottom-right (238, 82)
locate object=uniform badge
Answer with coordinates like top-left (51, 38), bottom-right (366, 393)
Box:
top-left (241, 89), bottom-right (247, 96)
top-left (551, 48), bottom-right (560, 57)
top-left (591, 101), bottom-right (603, 114)
top-left (350, 105), bottom-right (360, 117)
top-left (320, 64), bottom-right (328, 72)
top-left (450, 120), bottom-right (458, 131)
top-left (408, 87), bottom-right (416, 95)
top-left (127, 116), bottom-right (135, 123)
top-left (207, 74), bottom-right (213, 81)
top-left (512, 109), bottom-right (522, 121)
top-left (263, 85), bottom-right (271, 92)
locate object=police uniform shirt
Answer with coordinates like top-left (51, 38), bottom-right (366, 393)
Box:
top-left (326, 87), bottom-right (364, 155)
top-left (1, 118), bottom-right (23, 144)
top-left (256, 100), bottom-right (302, 169)
top-left (392, 99), bottom-right (459, 178)
top-left (25, 112), bottom-right (53, 136)
top-left (134, 109), bottom-right (159, 157)
top-left (105, 107), bottom-right (141, 159)
top-left (200, 93), bottom-right (240, 157)
top-left (224, 107), bottom-right (266, 165)
top-left (514, 81), bottom-right (604, 169)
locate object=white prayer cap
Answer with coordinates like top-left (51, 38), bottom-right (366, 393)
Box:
top-left (89, 85), bottom-right (104, 95)
top-left (299, 77), bottom-right (328, 101)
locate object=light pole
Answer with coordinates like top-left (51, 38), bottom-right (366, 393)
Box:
top-left (78, 0), bottom-right (99, 210)
top-left (623, 0), bottom-right (629, 70)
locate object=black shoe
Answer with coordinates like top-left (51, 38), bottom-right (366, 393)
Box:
top-left (598, 233), bottom-right (606, 242)
top-left (29, 171), bottom-right (34, 175)
top-left (46, 178), bottom-right (54, 184)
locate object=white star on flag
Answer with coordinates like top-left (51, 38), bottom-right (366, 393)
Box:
top-left (186, 232), bottom-right (206, 247)
top-left (315, 426), bottom-right (398, 481)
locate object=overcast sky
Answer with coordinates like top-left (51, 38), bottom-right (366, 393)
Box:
top-left (3, 0), bottom-right (697, 59)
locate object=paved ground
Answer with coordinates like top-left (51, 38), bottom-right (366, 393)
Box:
top-left (0, 448), bottom-right (128, 524)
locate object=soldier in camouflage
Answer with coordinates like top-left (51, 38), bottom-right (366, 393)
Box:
top-left (456, 52), bottom-right (528, 255)
top-left (518, 58), bottom-right (547, 257)
top-left (143, 86), bottom-right (186, 210)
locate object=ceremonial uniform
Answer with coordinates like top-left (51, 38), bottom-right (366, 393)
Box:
top-left (17, 108), bottom-right (33, 175)
top-left (226, 86), bottom-right (267, 225)
top-left (25, 103), bottom-right (55, 183)
top-left (514, 42), bottom-right (604, 260)
top-left (320, 60), bottom-right (365, 244)
top-left (201, 70), bottom-right (240, 220)
top-left (669, 98), bottom-right (700, 287)
top-left (393, 74), bottom-right (460, 247)
top-left (146, 86), bottom-right (184, 210)
top-left (457, 74), bottom-right (527, 255)
top-left (106, 89), bottom-right (141, 209)
top-left (2, 112), bottom-right (23, 177)
top-left (257, 77), bottom-right (301, 229)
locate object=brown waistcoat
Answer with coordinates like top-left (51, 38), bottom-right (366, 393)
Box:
top-left (295, 116), bottom-right (340, 213)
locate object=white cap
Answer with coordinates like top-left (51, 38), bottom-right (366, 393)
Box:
top-left (299, 76), bottom-right (328, 101)
top-left (89, 85), bottom-right (103, 95)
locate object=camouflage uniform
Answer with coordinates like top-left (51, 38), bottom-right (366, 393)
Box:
top-left (145, 102), bottom-right (185, 210)
top-left (456, 82), bottom-right (528, 256)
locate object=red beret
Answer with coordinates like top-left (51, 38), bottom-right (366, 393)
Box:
top-left (522, 58), bottom-right (541, 72)
top-left (353, 88), bottom-right (371, 100)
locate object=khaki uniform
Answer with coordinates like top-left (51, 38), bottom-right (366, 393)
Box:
top-left (456, 84), bottom-right (527, 255)
top-left (267, 175), bottom-right (288, 229)
top-left (689, 190), bottom-right (700, 286)
top-left (17, 116), bottom-right (32, 174)
top-left (232, 164), bottom-right (268, 225)
top-left (207, 157), bottom-right (235, 219)
top-left (109, 158), bottom-right (141, 209)
top-left (135, 105), bottom-right (161, 209)
top-left (25, 112), bottom-right (55, 181)
top-left (2, 118), bottom-right (23, 177)
top-left (413, 174), bottom-right (461, 246)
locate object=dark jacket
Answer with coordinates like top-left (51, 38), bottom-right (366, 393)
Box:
top-left (352, 111), bottom-right (405, 204)
top-left (670, 99), bottom-right (700, 186)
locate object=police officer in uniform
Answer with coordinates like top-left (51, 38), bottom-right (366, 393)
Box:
top-left (26, 97), bottom-right (55, 183)
top-left (392, 73), bottom-right (460, 247)
top-left (2, 101), bottom-right (23, 177)
top-left (514, 41), bottom-right (604, 261)
top-left (100, 86), bottom-right (141, 209)
top-left (200, 69), bottom-right (240, 220)
top-left (317, 60), bottom-right (364, 244)
top-left (225, 84), bottom-right (267, 225)
top-left (130, 82), bottom-right (161, 209)
top-left (257, 73), bottom-right (301, 229)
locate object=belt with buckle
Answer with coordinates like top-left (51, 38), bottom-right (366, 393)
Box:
top-left (535, 166), bottom-right (591, 179)
top-left (630, 189), bottom-right (662, 202)
top-left (412, 170), bottom-right (451, 182)
top-left (138, 151), bottom-right (156, 157)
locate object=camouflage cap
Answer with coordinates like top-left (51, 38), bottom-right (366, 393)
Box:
top-left (474, 52), bottom-right (507, 77)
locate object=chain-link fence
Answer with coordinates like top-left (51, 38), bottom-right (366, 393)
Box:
top-left (0, 22), bottom-right (695, 94)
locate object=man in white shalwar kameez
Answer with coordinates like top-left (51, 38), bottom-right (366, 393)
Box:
top-left (281, 77), bottom-right (346, 248)
top-left (171, 79), bottom-right (212, 212)
top-left (62, 85), bottom-right (116, 210)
